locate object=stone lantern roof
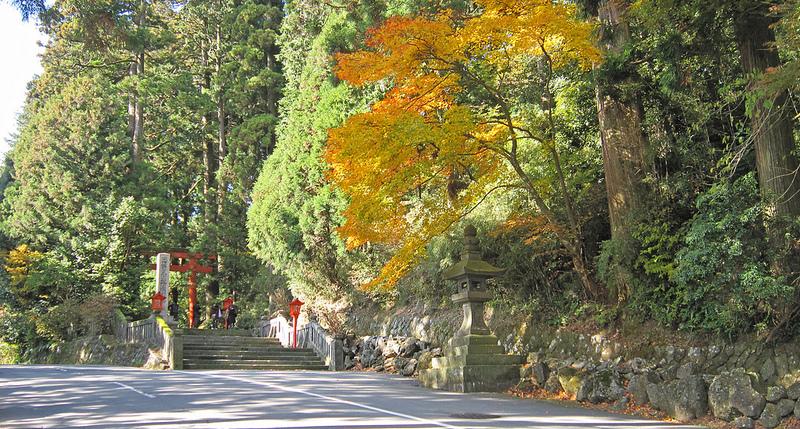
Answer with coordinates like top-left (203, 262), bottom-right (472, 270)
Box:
top-left (442, 225), bottom-right (505, 281)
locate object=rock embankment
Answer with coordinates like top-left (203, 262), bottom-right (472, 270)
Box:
top-left (345, 304), bottom-right (800, 427)
top-left (519, 338), bottom-right (800, 428)
top-left (342, 335), bottom-right (442, 376)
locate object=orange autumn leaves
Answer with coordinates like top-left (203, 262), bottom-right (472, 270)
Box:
top-left (326, 0), bottom-right (599, 290)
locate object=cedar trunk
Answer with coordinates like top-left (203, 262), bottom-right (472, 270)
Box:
top-left (215, 23), bottom-right (227, 276)
top-left (734, 4), bottom-right (800, 220)
top-left (594, 0), bottom-right (649, 239)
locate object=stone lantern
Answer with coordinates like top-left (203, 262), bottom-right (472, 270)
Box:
top-left (419, 224), bottom-right (523, 392)
top-left (443, 224), bottom-right (503, 339)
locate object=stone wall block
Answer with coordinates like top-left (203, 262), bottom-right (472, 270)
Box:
top-left (766, 386), bottom-right (786, 402)
top-left (532, 362), bottom-right (550, 386)
top-left (544, 371), bottom-right (563, 393)
top-left (777, 398), bottom-right (795, 417)
top-left (787, 381), bottom-right (800, 400)
top-left (759, 403), bottom-right (781, 428)
top-left (733, 416), bottom-right (754, 429)
top-left (708, 369), bottom-right (766, 419)
top-left (626, 374), bottom-right (650, 404)
top-left (575, 369), bottom-right (624, 404)
top-left (646, 376), bottom-right (707, 422)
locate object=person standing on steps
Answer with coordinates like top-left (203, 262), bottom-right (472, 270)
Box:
top-left (223, 295), bottom-right (234, 329)
top-left (226, 301), bottom-right (237, 329)
top-left (192, 304), bottom-right (201, 328)
top-left (168, 288), bottom-right (180, 322)
top-left (210, 302), bottom-right (222, 329)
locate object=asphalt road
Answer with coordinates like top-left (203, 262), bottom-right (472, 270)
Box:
top-left (0, 365), bottom-right (705, 428)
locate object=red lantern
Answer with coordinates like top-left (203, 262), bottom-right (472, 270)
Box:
top-left (289, 298), bottom-right (304, 348)
top-left (150, 291), bottom-right (166, 313)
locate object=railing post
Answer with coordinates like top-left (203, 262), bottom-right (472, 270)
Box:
top-left (330, 337), bottom-right (344, 371)
top-left (172, 330), bottom-right (183, 370)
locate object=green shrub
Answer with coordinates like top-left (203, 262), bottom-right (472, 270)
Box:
top-left (668, 173), bottom-right (793, 335)
top-left (0, 342), bottom-right (19, 364)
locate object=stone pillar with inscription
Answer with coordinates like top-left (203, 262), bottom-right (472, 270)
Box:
top-left (155, 253), bottom-right (171, 322)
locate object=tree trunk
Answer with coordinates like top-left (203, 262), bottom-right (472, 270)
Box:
top-left (132, 50), bottom-right (144, 163)
top-left (215, 22), bottom-right (227, 276)
top-left (594, 0), bottom-right (649, 239)
top-left (127, 62), bottom-right (136, 141)
top-left (734, 2), bottom-right (800, 221)
top-left (506, 153), bottom-right (602, 300)
top-left (201, 36), bottom-right (216, 227)
top-left (130, 0), bottom-right (146, 165)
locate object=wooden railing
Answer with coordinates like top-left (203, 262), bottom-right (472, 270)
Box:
top-left (263, 315), bottom-right (343, 371)
top-left (113, 309), bottom-right (180, 369)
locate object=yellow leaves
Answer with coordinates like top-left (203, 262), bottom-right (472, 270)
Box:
top-left (327, 0), bottom-right (599, 290)
top-left (4, 244), bottom-right (42, 286)
top-left (326, 103), bottom-right (486, 252)
top-left (463, 0), bottom-right (600, 69)
top-left (334, 15), bottom-right (460, 87)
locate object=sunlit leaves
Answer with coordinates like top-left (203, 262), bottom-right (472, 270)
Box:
top-left (327, 0), bottom-right (598, 289)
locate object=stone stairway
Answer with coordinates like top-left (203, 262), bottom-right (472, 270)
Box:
top-left (181, 329), bottom-right (327, 370)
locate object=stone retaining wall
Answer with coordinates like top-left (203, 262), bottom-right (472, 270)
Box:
top-left (345, 304), bottom-right (800, 428)
top-left (32, 334), bottom-right (165, 368)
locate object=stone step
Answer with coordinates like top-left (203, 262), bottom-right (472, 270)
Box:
top-left (181, 328), bottom-right (253, 337)
top-left (182, 346), bottom-right (312, 353)
top-left (182, 336), bottom-right (280, 344)
top-left (449, 344), bottom-right (506, 356)
top-left (450, 335), bottom-right (502, 346)
top-left (182, 362), bottom-right (328, 370)
top-left (431, 354), bottom-right (524, 369)
top-left (178, 332), bottom-right (325, 371)
top-left (184, 358), bottom-right (323, 365)
top-left (184, 352), bottom-right (319, 359)
top-left (181, 340), bottom-right (289, 346)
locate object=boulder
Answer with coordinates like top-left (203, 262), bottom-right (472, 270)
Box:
top-left (733, 416), bottom-right (754, 429)
top-left (386, 356), bottom-right (406, 373)
top-left (361, 350), bottom-right (376, 367)
top-left (676, 362), bottom-right (699, 379)
top-left (646, 376), bottom-right (708, 422)
top-left (708, 369), bottom-right (766, 419)
top-left (761, 358), bottom-right (776, 382)
top-left (557, 367), bottom-right (585, 397)
top-left (758, 403), bottom-right (781, 429)
top-left (520, 365), bottom-right (533, 380)
top-left (544, 371), bottom-right (563, 394)
top-left (787, 381), bottom-right (800, 400)
top-left (417, 351), bottom-right (433, 371)
top-left (766, 386), bottom-right (786, 402)
top-left (399, 358), bottom-right (417, 376)
top-left (627, 374), bottom-right (650, 405)
top-left (777, 398), bottom-right (795, 417)
top-left (532, 362), bottom-right (550, 386)
top-left (575, 369), bottom-right (624, 404)
top-left (627, 357), bottom-right (648, 373)
top-left (399, 337), bottom-right (420, 358)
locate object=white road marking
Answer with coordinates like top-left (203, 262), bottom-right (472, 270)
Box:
top-left (113, 381), bottom-right (156, 398)
top-left (184, 371), bottom-right (463, 429)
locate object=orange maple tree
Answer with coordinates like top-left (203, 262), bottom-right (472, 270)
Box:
top-left (326, 0), bottom-right (601, 294)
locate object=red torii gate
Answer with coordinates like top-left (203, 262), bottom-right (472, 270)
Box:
top-left (148, 251), bottom-right (216, 328)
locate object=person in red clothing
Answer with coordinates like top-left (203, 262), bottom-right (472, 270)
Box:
top-left (222, 295), bottom-right (235, 329)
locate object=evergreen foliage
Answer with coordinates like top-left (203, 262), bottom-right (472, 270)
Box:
top-left (1, 0), bottom-right (800, 356)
